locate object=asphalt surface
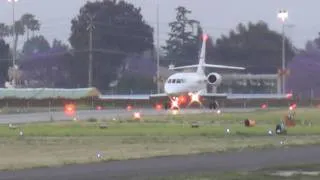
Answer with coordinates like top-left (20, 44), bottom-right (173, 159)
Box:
top-left (1, 145), bottom-right (320, 180)
top-left (0, 108), bottom-right (256, 124)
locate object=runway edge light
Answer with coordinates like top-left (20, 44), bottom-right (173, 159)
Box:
top-left (133, 112), bottom-right (141, 120)
top-left (64, 103), bottom-right (76, 116)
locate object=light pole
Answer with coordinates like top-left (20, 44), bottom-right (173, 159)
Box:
top-left (8, 0), bottom-right (17, 66)
top-left (277, 10), bottom-right (288, 94)
top-left (8, 0), bottom-right (18, 87)
top-left (156, 1), bottom-right (160, 93)
top-left (87, 15), bottom-right (95, 87)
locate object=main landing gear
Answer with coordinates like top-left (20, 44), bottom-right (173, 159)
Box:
top-left (209, 100), bottom-right (219, 110)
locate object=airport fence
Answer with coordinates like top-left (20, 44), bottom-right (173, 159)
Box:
top-left (0, 88), bottom-right (319, 114)
top-left (0, 98), bottom-right (319, 115)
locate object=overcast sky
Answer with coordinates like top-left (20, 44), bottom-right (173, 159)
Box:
top-left (1, 0), bottom-right (320, 49)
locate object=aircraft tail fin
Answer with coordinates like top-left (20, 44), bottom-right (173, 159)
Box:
top-left (196, 34), bottom-right (208, 74)
top-left (168, 33), bottom-right (245, 72)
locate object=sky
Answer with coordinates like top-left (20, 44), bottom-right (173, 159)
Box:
top-left (1, 0), bottom-right (320, 49)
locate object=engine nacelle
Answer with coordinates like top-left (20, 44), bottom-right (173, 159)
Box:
top-left (207, 73), bottom-right (222, 86)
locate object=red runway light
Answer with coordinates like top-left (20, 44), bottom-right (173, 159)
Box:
top-left (289, 103), bottom-right (297, 110)
top-left (178, 95), bottom-right (187, 105)
top-left (261, 104), bottom-right (268, 109)
top-left (155, 104), bottom-right (162, 110)
top-left (64, 103), bottom-right (76, 116)
top-left (127, 105), bottom-right (133, 111)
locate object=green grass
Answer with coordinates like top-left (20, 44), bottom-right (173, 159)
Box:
top-left (0, 108), bottom-right (320, 171)
top-left (1, 121), bottom-right (320, 137)
top-left (1, 108), bottom-right (318, 137)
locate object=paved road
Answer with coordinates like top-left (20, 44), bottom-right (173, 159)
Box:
top-left (0, 145), bottom-right (320, 180)
top-left (0, 108), bottom-right (256, 124)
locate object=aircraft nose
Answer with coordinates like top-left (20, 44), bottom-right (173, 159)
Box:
top-left (164, 83), bottom-right (172, 93)
top-left (164, 83), bottom-right (176, 94)
top-left (165, 83), bottom-right (183, 95)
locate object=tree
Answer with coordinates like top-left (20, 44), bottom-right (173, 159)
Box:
top-left (117, 74), bottom-right (156, 93)
top-left (22, 35), bottom-right (50, 56)
top-left (162, 6), bottom-right (214, 67)
top-left (0, 23), bottom-right (10, 39)
top-left (69, 0), bottom-right (154, 89)
top-left (20, 13), bottom-right (40, 40)
top-left (52, 39), bottom-right (69, 51)
top-left (0, 39), bottom-right (10, 86)
top-left (287, 33), bottom-right (320, 98)
top-left (29, 19), bottom-right (41, 37)
top-left (213, 21), bottom-right (296, 73)
top-left (0, 39), bottom-right (10, 59)
top-left (304, 32), bottom-right (320, 52)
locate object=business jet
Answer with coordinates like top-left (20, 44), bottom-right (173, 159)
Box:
top-left (100, 34), bottom-right (245, 110)
top-left (150, 34), bottom-right (246, 109)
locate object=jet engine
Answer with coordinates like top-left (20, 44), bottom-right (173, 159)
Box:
top-left (207, 73), bottom-right (222, 86)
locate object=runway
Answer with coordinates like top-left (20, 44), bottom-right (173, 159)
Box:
top-left (0, 108), bottom-right (256, 124)
top-left (1, 145), bottom-right (320, 180)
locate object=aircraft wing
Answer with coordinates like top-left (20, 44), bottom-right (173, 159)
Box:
top-left (98, 93), bottom-right (292, 101)
top-left (199, 93), bottom-right (228, 99)
top-left (99, 94), bottom-right (169, 101)
top-left (227, 93), bottom-right (292, 99)
top-left (99, 94), bottom-right (150, 100)
top-left (149, 93), bottom-right (171, 101)
top-left (149, 93), bottom-right (168, 98)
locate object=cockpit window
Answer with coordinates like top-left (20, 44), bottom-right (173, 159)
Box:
top-left (167, 79), bottom-right (186, 84)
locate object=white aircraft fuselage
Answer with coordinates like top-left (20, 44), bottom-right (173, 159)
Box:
top-left (164, 72), bottom-right (206, 96)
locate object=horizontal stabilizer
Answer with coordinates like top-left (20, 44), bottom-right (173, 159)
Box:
top-left (203, 64), bottom-right (245, 70)
top-left (169, 64), bottom-right (245, 71)
top-left (169, 65), bottom-right (198, 70)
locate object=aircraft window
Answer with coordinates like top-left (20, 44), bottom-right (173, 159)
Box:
top-left (176, 79), bottom-right (181, 83)
top-left (168, 79), bottom-right (172, 83)
top-left (172, 79), bottom-right (176, 83)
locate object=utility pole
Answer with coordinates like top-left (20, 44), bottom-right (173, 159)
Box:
top-left (87, 15), bottom-right (95, 87)
top-left (156, 1), bottom-right (160, 93)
